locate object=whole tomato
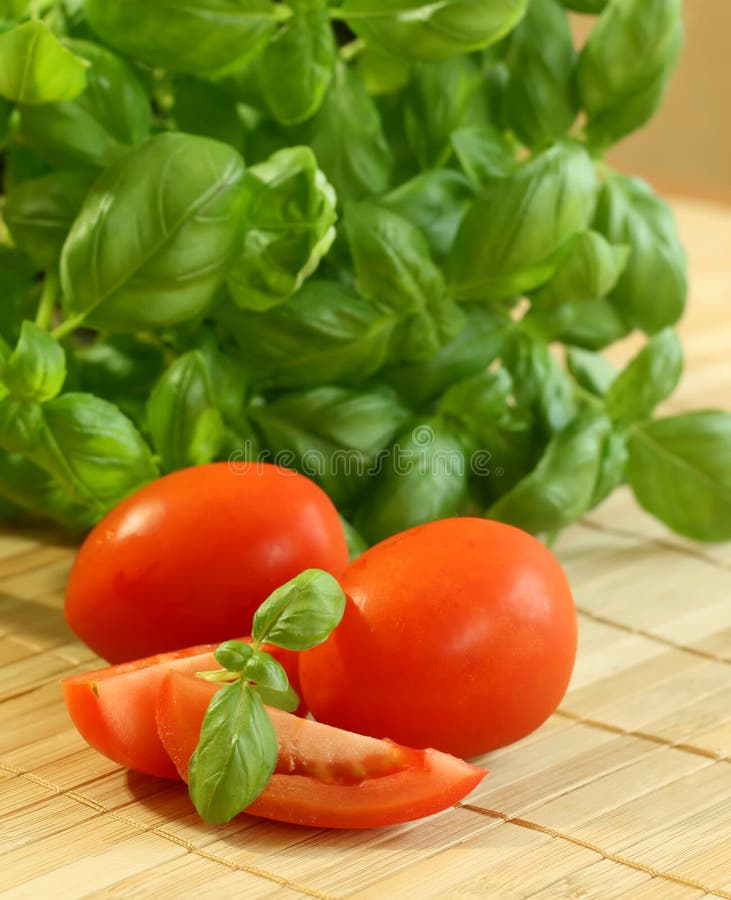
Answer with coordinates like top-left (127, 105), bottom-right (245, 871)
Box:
top-left (299, 517), bottom-right (577, 758)
top-left (65, 462), bottom-right (349, 662)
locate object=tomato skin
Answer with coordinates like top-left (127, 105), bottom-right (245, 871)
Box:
top-left (64, 462), bottom-right (349, 663)
top-left (299, 517), bottom-right (577, 758)
top-left (61, 640), bottom-right (303, 779)
top-left (157, 669), bottom-right (487, 829)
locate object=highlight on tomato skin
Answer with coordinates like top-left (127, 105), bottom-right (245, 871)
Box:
top-left (156, 669), bottom-right (488, 830)
top-left (61, 639), bottom-right (304, 780)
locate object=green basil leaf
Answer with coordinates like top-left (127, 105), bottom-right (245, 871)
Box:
top-left (448, 141), bottom-right (597, 301)
top-left (227, 146), bottom-right (337, 311)
top-left (0, 20), bottom-right (88, 104)
top-left (258, 0), bottom-right (335, 125)
top-left (147, 351), bottom-right (227, 471)
top-left (337, 0), bottom-right (529, 61)
top-left (439, 368), bottom-right (512, 437)
top-left (355, 419), bottom-right (468, 544)
top-left (252, 682), bottom-right (300, 713)
top-left (557, 296), bottom-right (630, 350)
top-left (383, 305), bottom-right (509, 407)
top-left (252, 568), bottom-right (346, 651)
top-left (593, 174), bottom-right (686, 334)
top-left (450, 125), bottom-right (517, 189)
top-left (354, 42), bottom-right (411, 96)
top-left (0, 392), bottom-right (158, 516)
top-left (61, 132), bottom-right (245, 331)
top-left (590, 428), bottom-right (628, 507)
top-left (626, 412), bottom-right (731, 541)
top-left (606, 328), bottom-right (682, 424)
top-left (566, 346), bottom-right (616, 397)
top-left (221, 280), bottom-right (395, 389)
top-left (3, 170), bottom-right (93, 269)
top-left (252, 385), bottom-right (411, 505)
top-left (487, 410), bottom-right (613, 534)
top-left (173, 78), bottom-right (246, 148)
top-left (505, 331), bottom-right (576, 438)
top-left (84, 0), bottom-right (282, 77)
top-left (188, 681), bottom-right (277, 824)
top-left (380, 169), bottom-right (474, 260)
top-left (308, 60), bottom-right (392, 204)
top-left (3, 321), bottom-right (66, 402)
top-left (214, 640), bottom-right (254, 673)
top-left (0, 451), bottom-right (94, 529)
top-left (19, 40), bottom-right (151, 169)
top-left (500, 0), bottom-right (577, 149)
top-left (560, 0), bottom-right (607, 11)
top-left (0, 247), bottom-right (37, 344)
top-left (577, 0), bottom-right (683, 149)
top-left (246, 649), bottom-right (291, 690)
top-left (404, 56), bottom-right (482, 171)
top-left (345, 201), bottom-right (464, 363)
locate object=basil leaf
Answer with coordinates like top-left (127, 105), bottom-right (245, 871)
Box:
top-left (557, 296), bottom-right (630, 350)
top-left (566, 346), bottom-right (616, 397)
top-left (84, 0), bottom-right (282, 77)
top-left (227, 146), bottom-right (337, 311)
top-left (19, 40), bottom-right (151, 169)
top-left (173, 78), bottom-right (246, 148)
top-left (383, 305), bottom-right (509, 407)
top-left (215, 640), bottom-right (254, 673)
top-left (3, 170), bottom-right (93, 269)
top-left (252, 385), bottom-right (411, 505)
top-left (500, 0), bottom-right (577, 149)
top-left (561, 0), bottom-right (607, 11)
top-left (252, 568), bottom-right (346, 651)
top-left (355, 418), bottom-right (468, 544)
top-left (221, 280), bottom-right (395, 389)
top-left (308, 60), bottom-right (392, 204)
top-left (593, 174), bottom-right (686, 334)
top-left (0, 21), bottom-right (88, 104)
top-left (404, 56), bottom-right (482, 171)
top-left (0, 247), bottom-right (37, 344)
top-left (337, 0), bottom-right (529, 61)
top-left (188, 681), bottom-right (277, 824)
top-left (61, 132), bottom-right (245, 331)
top-left (0, 392), bottom-right (157, 516)
top-left (606, 328), bottom-right (682, 424)
top-left (590, 428), bottom-right (628, 508)
top-left (439, 368), bottom-right (512, 437)
top-left (252, 683), bottom-right (300, 713)
top-left (147, 351), bottom-right (228, 471)
top-left (258, 0), bottom-right (335, 125)
top-left (0, 451), bottom-right (94, 529)
top-left (3, 322), bottom-right (66, 402)
top-left (626, 412), bottom-right (731, 542)
top-left (246, 649), bottom-right (291, 690)
top-left (448, 141), bottom-right (597, 301)
top-left (487, 410), bottom-right (613, 535)
top-left (345, 201), bottom-right (464, 362)
top-left (381, 169), bottom-right (474, 261)
top-left (577, 0), bottom-right (683, 149)
top-left (451, 125), bottom-right (517, 188)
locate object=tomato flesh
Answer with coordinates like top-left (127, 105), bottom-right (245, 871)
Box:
top-left (62, 640), bottom-right (303, 779)
top-left (157, 669), bottom-right (487, 829)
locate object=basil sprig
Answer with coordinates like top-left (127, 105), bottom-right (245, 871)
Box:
top-left (189, 569), bottom-right (345, 824)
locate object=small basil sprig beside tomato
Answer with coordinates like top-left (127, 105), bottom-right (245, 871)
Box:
top-left (188, 569), bottom-right (346, 825)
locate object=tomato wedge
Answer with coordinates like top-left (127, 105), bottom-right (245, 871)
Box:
top-left (61, 641), bottom-right (302, 779)
top-left (157, 669), bottom-right (487, 829)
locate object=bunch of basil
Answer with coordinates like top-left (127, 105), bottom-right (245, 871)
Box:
top-left (0, 0), bottom-right (729, 545)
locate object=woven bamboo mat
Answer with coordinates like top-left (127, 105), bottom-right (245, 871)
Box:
top-left (1, 196), bottom-right (730, 899)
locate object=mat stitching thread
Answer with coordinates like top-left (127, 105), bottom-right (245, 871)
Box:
top-left (576, 605), bottom-right (730, 665)
top-left (555, 708), bottom-right (730, 763)
top-left (458, 802), bottom-right (731, 900)
top-left (580, 516), bottom-right (731, 575)
top-left (0, 761), bottom-right (335, 900)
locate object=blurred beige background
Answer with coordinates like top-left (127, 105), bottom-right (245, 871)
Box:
top-left (572, 0), bottom-right (731, 203)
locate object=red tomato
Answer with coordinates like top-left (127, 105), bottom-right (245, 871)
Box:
top-left (64, 462), bottom-right (349, 662)
top-left (157, 669), bottom-right (486, 829)
top-left (299, 517), bottom-right (577, 758)
top-left (61, 640), bottom-right (303, 779)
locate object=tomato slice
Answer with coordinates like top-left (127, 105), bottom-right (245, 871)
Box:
top-left (61, 641), bottom-right (303, 780)
top-left (157, 669), bottom-right (487, 828)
